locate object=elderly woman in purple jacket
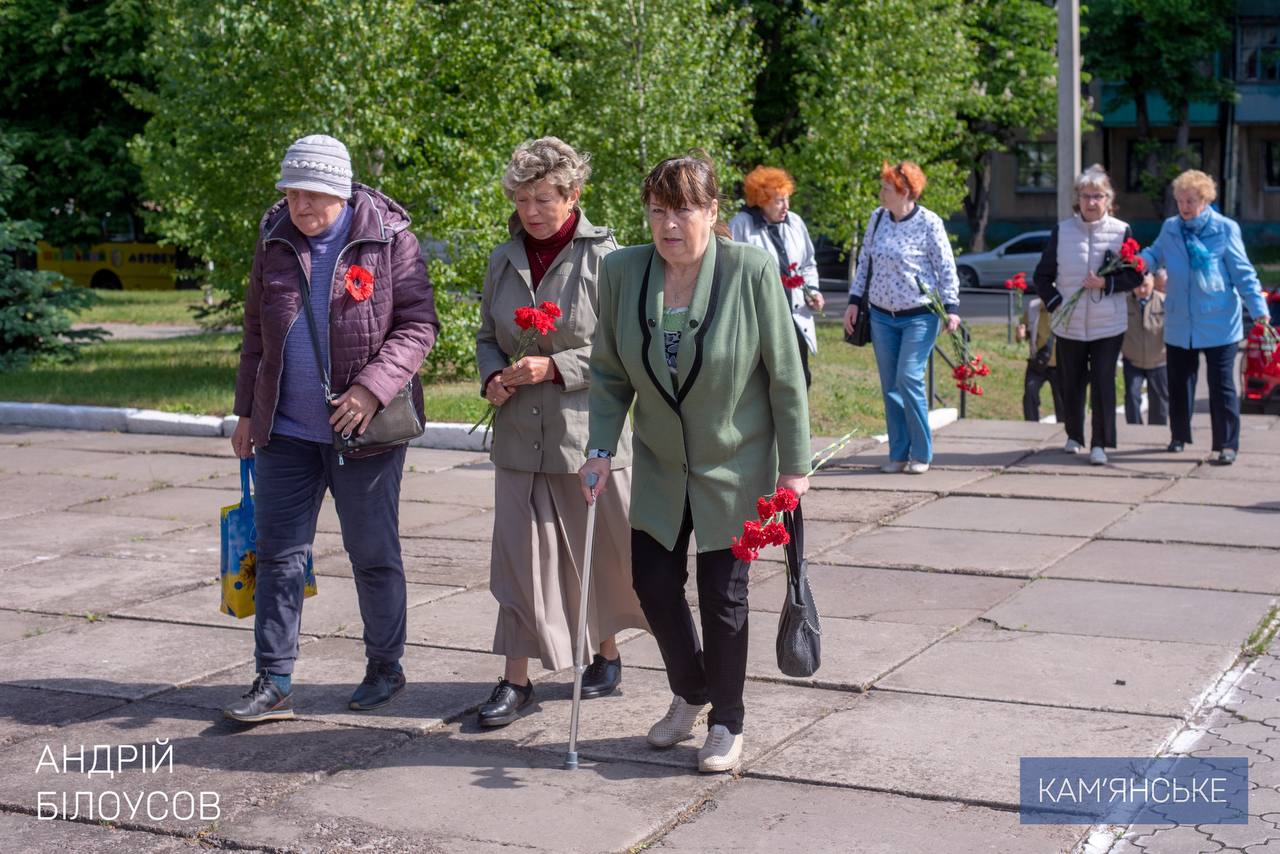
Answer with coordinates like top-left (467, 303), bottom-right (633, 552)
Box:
top-left (224, 135), bottom-right (439, 724)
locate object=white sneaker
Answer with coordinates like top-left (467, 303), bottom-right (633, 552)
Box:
top-left (1089, 446), bottom-right (1107, 465)
top-left (697, 724), bottom-right (743, 773)
top-left (880, 460), bottom-right (907, 473)
top-left (1064, 439), bottom-right (1084, 454)
top-left (647, 696), bottom-right (708, 748)
top-left (904, 461), bottom-right (930, 474)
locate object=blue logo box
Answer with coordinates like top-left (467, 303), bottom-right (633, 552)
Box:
top-left (1020, 757), bottom-right (1249, 824)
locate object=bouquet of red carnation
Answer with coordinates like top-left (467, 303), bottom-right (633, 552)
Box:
top-left (1003, 271), bottom-right (1028, 314)
top-left (781, 262), bottom-right (805, 289)
top-left (1054, 239), bottom-right (1145, 333)
top-left (916, 277), bottom-right (988, 397)
top-left (470, 301), bottom-right (562, 442)
top-left (731, 487), bottom-right (798, 563)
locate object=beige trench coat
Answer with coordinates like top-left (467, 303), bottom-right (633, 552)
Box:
top-left (476, 210), bottom-right (633, 473)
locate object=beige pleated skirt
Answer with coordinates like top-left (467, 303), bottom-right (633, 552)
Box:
top-left (490, 466), bottom-right (648, 670)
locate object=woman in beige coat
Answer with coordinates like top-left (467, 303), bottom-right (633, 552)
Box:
top-left (473, 137), bottom-right (645, 727)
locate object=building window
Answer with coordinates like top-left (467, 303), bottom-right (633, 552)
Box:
top-left (1016, 142), bottom-right (1056, 191)
top-left (1240, 22), bottom-right (1280, 82)
top-left (1125, 140), bottom-right (1205, 192)
top-left (1266, 141), bottom-right (1280, 188)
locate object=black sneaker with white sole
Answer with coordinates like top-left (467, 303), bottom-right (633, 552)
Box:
top-left (223, 673), bottom-right (295, 724)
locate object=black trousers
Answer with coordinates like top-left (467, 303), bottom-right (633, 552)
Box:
top-left (795, 324), bottom-right (812, 388)
top-left (1022, 362), bottom-right (1065, 423)
top-left (1055, 333), bottom-right (1124, 449)
top-left (1122, 358), bottom-right (1170, 425)
top-left (631, 505), bottom-right (749, 734)
top-left (1167, 342), bottom-right (1239, 451)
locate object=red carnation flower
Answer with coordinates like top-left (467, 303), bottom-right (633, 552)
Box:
top-left (344, 265), bottom-right (374, 301)
top-left (740, 520), bottom-right (767, 549)
top-left (730, 539), bottom-right (759, 562)
top-left (771, 488), bottom-right (798, 513)
top-left (762, 520), bottom-right (789, 547)
top-left (757, 497), bottom-right (774, 521)
top-left (539, 300), bottom-right (563, 319)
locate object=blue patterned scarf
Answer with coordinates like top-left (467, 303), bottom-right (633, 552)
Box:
top-left (1180, 208), bottom-right (1224, 293)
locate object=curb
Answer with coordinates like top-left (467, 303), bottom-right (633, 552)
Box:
top-left (0, 400), bottom-right (956, 453)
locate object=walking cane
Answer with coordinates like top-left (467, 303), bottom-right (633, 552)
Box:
top-left (564, 471), bottom-right (600, 770)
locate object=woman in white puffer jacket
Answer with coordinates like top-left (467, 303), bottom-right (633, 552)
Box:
top-left (1033, 165), bottom-right (1144, 465)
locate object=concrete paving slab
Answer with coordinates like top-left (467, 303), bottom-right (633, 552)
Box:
top-left (403, 445), bottom-right (490, 472)
top-left (648, 777), bottom-right (1085, 853)
top-left (59, 452), bottom-right (235, 485)
top-left (936, 419), bottom-right (1066, 442)
top-left (394, 537), bottom-right (493, 588)
top-left (408, 507), bottom-right (497, 541)
top-left (983, 579), bottom-right (1277, 645)
top-left (0, 611), bottom-right (76, 647)
top-left (811, 466), bottom-right (988, 493)
top-left (0, 701), bottom-right (407, 834)
top-left (0, 445), bottom-right (128, 475)
top-left (1013, 447), bottom-right (1206, 477)
top-left (3, 512), bottom-right (189, 559)
top-left (81, 523), bottom-right (220, 567)
top-left (459, 663), bottom-right (858, 772)
top-left (31, 431), bottom-right (232, 456)
top-left (1191, 451), bottom-right (1280, 482)
top-left (1104, 502), bottom-right (1280, 548)
top-left (0, 473), bottom-right (149, 519)
top-left (0, 685), bottom-right (125, 748)
top-left (851, 439), bottom-right (1033, 469)
top-left (955, 472), bottom-right (1175, 503)
top-left (155, 637), bottom-right (506, 735)
top-left (878, 622), bottom-right (1238, 716)
top-left (748, 564), bottom-right (1024, 627)
top-left (5, 555), bottom-right (214, 616)
top-left (822, 526), bottom-right (1087, 577)
top-left (1156, 476), bottom-right (1280, 509)
top-left (406, 587), bottom-right (503, 653)
top-left (315, 497), bottom-right (476, 536)
top-left (69, 486), bottom-right (241, 525)
top-left (215, 733), bottom-right (720, 854)
top-left (751, 691), bottom-right (1175, 807)
top-left (0, 813), bottom-right (221, 854)
top-left (796, 489), bottom-right (927, 523)
top-left (0, 618), bottom-right (256, 700)
top-left (1046, 539), bottom-right (1280, 594)
top-left (620, 608), bottom-right (947, 690)
top-left (890, 495), bottom-right (1133, 537)
top-left (115, 577), bottom-right (462, 639)
top-left (400, 467), bottom-right (496, 508)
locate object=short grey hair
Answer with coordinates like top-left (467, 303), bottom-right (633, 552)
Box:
top-left (501, 137), bottom-right (591, 200)
top-left (1072, 164), bottom-right (1115, 211)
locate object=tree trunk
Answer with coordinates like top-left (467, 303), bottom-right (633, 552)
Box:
top-left (1134, 87), bottom-right (1162, 217)
top-left (1166, 102), bottom-right (1193, 217)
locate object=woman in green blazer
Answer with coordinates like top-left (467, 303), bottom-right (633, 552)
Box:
top-left (580, 153), bottom-right (811, 773)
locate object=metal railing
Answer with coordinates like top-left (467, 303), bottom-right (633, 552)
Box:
top-left (818, 280), bottom-right (1019, 343)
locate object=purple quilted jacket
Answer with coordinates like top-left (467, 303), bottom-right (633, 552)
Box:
top-left (233, 183), bottom-right (439, 450)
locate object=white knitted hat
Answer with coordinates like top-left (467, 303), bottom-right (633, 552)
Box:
top-left (276, 134), bottom-right (354, 199)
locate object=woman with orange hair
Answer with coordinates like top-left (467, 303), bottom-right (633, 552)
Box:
top-left (843, 161), bottom-right (960, 474)
top-left (729, 166), bottom-right (825, 386)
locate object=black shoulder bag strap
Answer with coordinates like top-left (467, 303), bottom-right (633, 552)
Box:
top-left (858, 209), bottom-right (886, 314)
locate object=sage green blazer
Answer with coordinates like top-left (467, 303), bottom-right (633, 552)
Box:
top-left (588, 236), bottom-right (810, 553)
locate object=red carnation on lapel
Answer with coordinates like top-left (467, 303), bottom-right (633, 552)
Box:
top-left (344, 265), bottom-right (374, 301)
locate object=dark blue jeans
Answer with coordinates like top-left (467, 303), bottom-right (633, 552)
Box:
top-left (252, 435), bottom-right (408, 675)
top-left (1167, 343), bottom-right (1239, 451)
top-left (1122, 359), bottom-right (1169, 425)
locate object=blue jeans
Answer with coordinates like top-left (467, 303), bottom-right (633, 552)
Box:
top-left (252, 435), bottom-right (408, 675)
top-left (870, 308), bottom-right (940, 463)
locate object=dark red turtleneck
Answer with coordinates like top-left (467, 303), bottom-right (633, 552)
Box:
top-left (524, 208), bottom-right (579, 288)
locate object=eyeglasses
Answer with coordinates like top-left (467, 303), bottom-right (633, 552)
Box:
top-left (1079, 193), bottom-right (1108, 203)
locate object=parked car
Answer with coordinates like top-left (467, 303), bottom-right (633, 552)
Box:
top-left (955, 230), bottom-right (1052, 289)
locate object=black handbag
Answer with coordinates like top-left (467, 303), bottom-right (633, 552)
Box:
top-left (297, 274), bottom-right (424, 457)
top-left (844, 209), bottom-right (885, 347)
top-left (775, 502), bottom-right (821, 677)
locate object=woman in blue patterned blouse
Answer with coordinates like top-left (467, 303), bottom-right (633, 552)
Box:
top-left (843, 161), bottom-right (961, 474)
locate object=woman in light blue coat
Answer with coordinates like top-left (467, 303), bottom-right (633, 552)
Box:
top-left (1140, 170), bottom-right (1270, 464)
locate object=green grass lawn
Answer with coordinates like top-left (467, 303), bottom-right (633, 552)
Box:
top-left (73, 289), bottom-right (210, 326)
top-left (2, 321), bottom-right (1075, 432)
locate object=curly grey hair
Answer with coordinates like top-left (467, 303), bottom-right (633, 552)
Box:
top-left (501, 137), bottom-right (591, 200)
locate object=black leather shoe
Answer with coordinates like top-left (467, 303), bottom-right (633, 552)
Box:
top-left (1213, 448), bottom-right (1237, 465)
top-left (224, 673), bottom-right (294, 723)
top-left (1167, 440), bottom-right (1185, 453)
top-left (580, 654), bottom-right (622, 699)
top-left (349, 660), bottom-right (406, 711)
top-left (477, 678), bottom-right (534, 727)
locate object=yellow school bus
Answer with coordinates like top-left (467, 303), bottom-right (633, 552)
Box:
top-left (36, 239), bottom-right (180, 291)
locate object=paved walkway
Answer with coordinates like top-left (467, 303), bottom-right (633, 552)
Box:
top-left (0, 413), bottom-right (1277, 853)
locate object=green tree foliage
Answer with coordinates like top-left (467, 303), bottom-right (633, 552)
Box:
top-left (0, 140), bottom-right (104, 370)
top-left (549, 0), bottom-right (759, 243)
top-left (1084, 0), bottom-right (1236, 216)
top-left (953, 0), bottom-right (1057, 250)
top-left (783, 0), bottom-right (973, 255)
top-left (0, 0), bottom-right (152, 245)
